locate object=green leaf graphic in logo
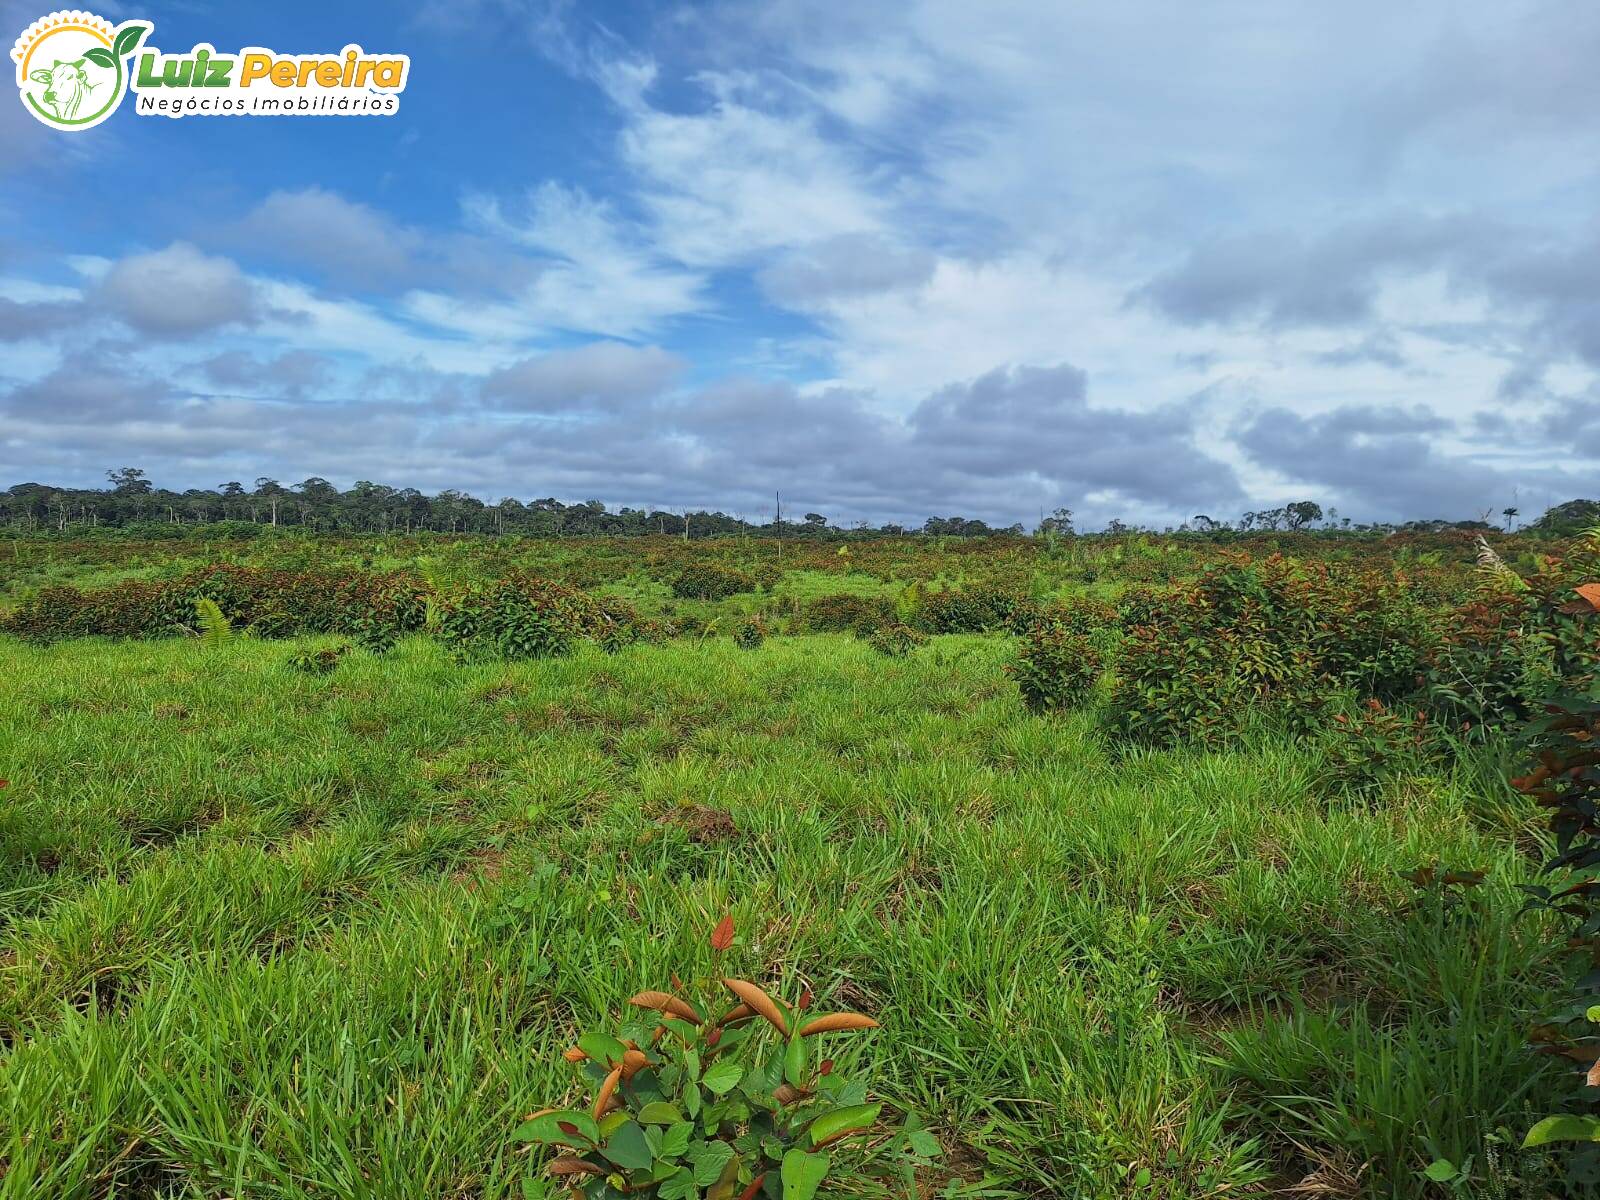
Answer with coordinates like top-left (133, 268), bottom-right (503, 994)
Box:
top-left (112, 24), bottom-right (149, 60)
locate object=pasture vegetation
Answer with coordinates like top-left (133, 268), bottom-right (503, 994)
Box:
top-left (0, 526), bottom-right (1593, 1199)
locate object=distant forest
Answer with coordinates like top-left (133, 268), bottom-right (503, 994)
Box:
top-left (3, 468), bottom-right (1597, 538)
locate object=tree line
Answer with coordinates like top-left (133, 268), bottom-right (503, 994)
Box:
top-left (1, 469), bottom-right (1593, 538)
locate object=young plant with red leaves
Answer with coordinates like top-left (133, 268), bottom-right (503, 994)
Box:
top-left (514, 917), bottom-right (937, 1199)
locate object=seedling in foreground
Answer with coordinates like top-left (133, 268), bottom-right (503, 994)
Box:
top-left (516, 917), bottom-right (935, 1199)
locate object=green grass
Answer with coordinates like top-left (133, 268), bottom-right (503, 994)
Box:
top-left (0, 631), bottom-right (1565, 1198)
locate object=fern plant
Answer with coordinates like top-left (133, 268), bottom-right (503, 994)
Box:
top-left (193, 597), bottom-right (234, 644)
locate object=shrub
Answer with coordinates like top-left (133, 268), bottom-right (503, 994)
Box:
top-left (287, 644), bottom-right (350, 675)
top-left (920, 584), bottom-right (1038, 634)
top-left (672, 565), bottom-right (754, 601)
top-left (731, 615), bottom-right (768, 650)
top-left (1314, 699), bottom-right (1446, 797)
top-left (433, 573), bottom-right (618, 662)
top-left (1513, 563), bottom-right (1600, 1178)
top-left (514, 917), bottom-right (936, 1200)
top-left (1108, 555), bottom-right (1438, 748)
top-left (802, 593), bottom-right (894, 634)
top-left (1035, 595), bottom-right (1119, 638)
top-left (864, 624), bottom-right (926, 658)
top-left (1008, 623), bottom-right (1101, 713)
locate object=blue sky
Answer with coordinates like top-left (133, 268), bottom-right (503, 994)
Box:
top-left (2, 0), bottom-right (1598, 527)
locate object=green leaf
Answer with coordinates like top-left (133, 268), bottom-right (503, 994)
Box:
top-left (1422, 1159), bottom-right (1458, 1183)
top-left (685, 1081), bottom-right (702, 1118)
top-left (512, 1110), bottom-right (599, 1148)
top-left (83, 47), bottom-right (114, 68)
top-left (601, 1120), bottom-right (655, 1171)
top-left (521, 1177), bottom-right (549, 1200)
top-left (1524, 1114), bottom-right (1600, 1147)
top-left (661, 1016), bottom-right (700, 1043)
top-left (660, 1121), bottom-right (693, 1159)
top-left (807, 1104), bottom-right (880, 1147)
top-left (637, 1100), bottom-right (685, 1125)
top-left (579, 1031), bottom-right (628, 1066)
top-left (702, 1060), bottom-right (744, 1095)
top-left (780, 1149), bottom-right (830, 1200)
top-left (658, 1167), bottom-right (699, 1200)
top-left (112, 23), bottom-right (148, 59)
top-left (783, 1034), bottom-right (808, 1088)
top-left (688, 1141), bottom-right (736, 1187)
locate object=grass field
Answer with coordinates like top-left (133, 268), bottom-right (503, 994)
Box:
top-left (0, 612), bottom-right (1567, 1199)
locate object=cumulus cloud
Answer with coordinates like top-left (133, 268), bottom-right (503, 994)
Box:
top-left (92, 243), bottom-right (261, 339)
top-left (1232, 403), bottom-right (1571, 521)
top-left (198, 349), bottom-right (335, 398)
top-left (230, 189), bottom-right (421, 287)
top-left (483, 341), bottom-right (685, 410)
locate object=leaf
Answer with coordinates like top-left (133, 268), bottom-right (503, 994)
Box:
top-left (659, 1120), bottom-right (693, 1158)
top-left (1524, 1114), bottom-right (1600, 1147)
top-left (630, 990), bottom-right (702, 1024)
top-left (521, 1177), bottom-right (549, 1200)
top-left (798, 1012), bottom-right (879, 1037)
top-left (1576, 583), bottom-right (1600, 611)
top-left (780, 1149), bottom-right (830, 1200)
top-left (592, 1065), bottom-right (623, 1121)
top-left (637, 1101), bottom-right (685, 1125)
top-left (601, 1120), bottom-right (655, 1171)
top-left (579, 1031), bottom-right (628, 1066)
top-left (710, 914), bottom-right (735, 952)
top-left (722, 979), bottom-right (790, 1036)
top-left (688, 1140), bottom-right (736, 1187)
top-left (658, 1167), bottom-right (699, 1200)
top-left (83, 47), bottom-right (115, 68)
top-left (783, 1033), bottom-right (808, 1088)
top-left (113, 23), bottom-right (149, 59)
top-left (513, 1109), bottom-right (599, 1148)
top-left (1422, 1159), bottom-right (1458, 1183)
top-left (702, 1059), bottom-right (744, 1095)
top-left (808, 1104), bottom-right (881, 1148)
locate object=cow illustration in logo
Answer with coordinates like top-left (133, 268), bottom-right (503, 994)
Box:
top-left (11, 10), bottom-right (148, 130)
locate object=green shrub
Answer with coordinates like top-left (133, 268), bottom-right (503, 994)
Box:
top-left (731, 615), bottom-right (768, 650)
top-left (864, 624), bottom-right (926, 658)
top-left (514, 917), bottom-right (936, 1200)
top-left (433, 573), bottom-right (619, 662)
top-left (286, 644), bottom-right (350, 675)
top-left (1108, 556), bottom-right (1436, 748)
top-left (1009, 623), bottom-right (1101, 713)
top-left (1035, 595), bottom-right (1119, 637)
top-left (671, 565), bottom-right (754, 601)
top-left (1314, 699), bottom-right (1446, 797)
top-left (920, 584), bottom-right (1038, 634)
top-left (802, 593), bottom-right (894, 634)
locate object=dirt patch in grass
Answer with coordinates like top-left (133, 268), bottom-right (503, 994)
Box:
top-left (454, 847), bottom-right (508, 890)
top-left (655, 805), bottom-right (738, 844)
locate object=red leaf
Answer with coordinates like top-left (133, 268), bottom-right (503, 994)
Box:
top-left (0, 779), bottom-right (8, 788)
top-left (819, 1058), bottom-right (834, 1076)
top-left (710, 914), bottom-right (735, 952)
top-left (798, 987), bottom-right (813, 1011)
